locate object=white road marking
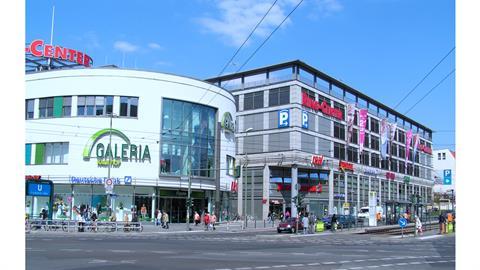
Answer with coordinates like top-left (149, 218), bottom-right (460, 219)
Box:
top-left (409, 262), bottom-right (421, 264)
top-left (289, 264), bottom-right (304, 267)
top-left (419, 235), bottom-right (442, 240)
top-left (323, 262), bottom-right (336, 264)
top-left (339, 261), bottom-right (351, 263)
top-left (272, 265), bottom-right (287, 268)
top-left (120, 260), bottom-right (136, 264)
top-left (380, 264), bottom-right (394, 267)
top-left (396, 263), bottom-right (408, 266)
top-left (349, 267), bottom-right (364, 269)
top-left (366, 266), bottom-right (379, 269)
top-left (88, 259), bottom-right (108, 264)
top-left (307, 263), bottom-right (320, 266)
top-left (354, 260), bottom-right (365, 262)
top-left (151, 251), bottom-right (175, 254)
top-left (254, 267), bottom-right (271, 269)
top-left (111, 250), bottom-right (134, 253)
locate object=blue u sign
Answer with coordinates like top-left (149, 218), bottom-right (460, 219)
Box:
top-left (278, 109), bottom-right (289, 128)
top-left (302, 111), bottom-right (309, 129)
top-left (27, 183), bottom-right (51, 196)
top-left (443, 169), bottom-right (452, 185)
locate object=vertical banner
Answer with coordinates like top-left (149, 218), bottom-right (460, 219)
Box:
top-left (380, 119), bottom-right (389, 160)
top-left (358, 109), bottom-right (368, 153)
top-left (346, 104), bottom-right (356, 143)
top-left (405, 130), bottom-right (413, 171)
top-left (389, 123), bottom-right (397, 142)
top-left (412, 134), bottom-right (420, 162)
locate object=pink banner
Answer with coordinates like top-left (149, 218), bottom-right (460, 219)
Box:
top-left (358, 109), bottom-right (368, 153)
top-left (405, 130), bottom-right (413, 169)
top-left (346, 104), bottom-right (356, 143)
top-left (412, 134), bottom-right (420, 162)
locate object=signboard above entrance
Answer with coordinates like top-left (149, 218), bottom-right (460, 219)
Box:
top-left (302, 92), bottom-right (343, 120)
top-left (26, 39), bottom-right (93, 67)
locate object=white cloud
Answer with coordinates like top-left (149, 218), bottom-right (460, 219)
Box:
top-left (113, 41), bottom-right (139, 53)
top-left (197, 0), bottom-right (343, 47)
top-left (148, 42), bottom-right (164, 50)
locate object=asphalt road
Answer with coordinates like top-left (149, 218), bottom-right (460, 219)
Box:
top-left (26, 230), bottom-right (455, 270)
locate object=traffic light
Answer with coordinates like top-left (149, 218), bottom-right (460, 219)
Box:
top-left (292, 193), bottom-right (305, 209)
top-left (186, 198), bottom-right (193, 208)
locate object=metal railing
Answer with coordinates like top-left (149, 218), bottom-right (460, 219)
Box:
top-left (26, 219), bottom-right (143, 233)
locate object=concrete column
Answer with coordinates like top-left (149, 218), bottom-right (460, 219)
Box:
top-left (344, 172), bottom-right (348, 206)
top-left (238, 166), bottom-right (243, 217)
top-left (291, 166), bottom-right (298, 217)
top-left (262, 165), bottom-right (270, 221)
top-left (357, 174), bottom-right (360, 211)
top-left (388, 180), bottom-right (391, 200)
top-left (368, 176), bottom-right (371, 195)
top-left (378, 178), bottom-right (382, 205)
top-left (404, 182), bottom-right (408, 201)
top-left (328, 169), bottom-right (334, 215)
top-left (151, 193), bottom-right (156, 223)
top-left (251, 169), bottom-right (254, 219)
top-left (396, 181), bottom-right (400, 201)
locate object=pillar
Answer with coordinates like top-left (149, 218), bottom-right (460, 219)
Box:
top-left (250, 169), bottom-right (254, 219)
top-left (151, 193), bottom-right (156, 222)
top-left (388, 180), bottom-right (391, 200)
top-left (238, 165), bottom-right (243, 217)
top-left (262, 165), bottom-right (270, 221)
top-left (328, 169), bottom-right (334, 215)
top-left (291, 166), bottom-right (298, 217)
top-left (378, 178), bottom-right (382, 205)
top-left (344, 172), bottom-right (348, 210)
top-left (396, 181), bottom-right (400, 201)
top-left (404, 182), bottom-right (408, 201)
top-left (357, 174), bottom-right (360, 212)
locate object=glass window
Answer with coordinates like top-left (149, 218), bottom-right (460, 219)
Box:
top-left (334, 143), bottom-right (345, 160)
top-left (244, 91), bottom-right (264, 110)
top-left (226, 155), bottom-right (235, 176)
top-left (349, 128), bottom-right (358, 144)
top-left (269, 86), bottom-right (290, 106)
top-left (347, 146), bottom-right (358, 163)
top-left (26, 99), bottom-right (34, 119)
top-left (86, 96), bottom-right (95, 115)
top-left (360, 151), bottom-right (369, 165)
top-left (161, 98), bottom-right (217, 178)
top-left (43, 142), bottom-right (69, 164)
top-left (391, 143), bottom-right (398, 157)
top-left (63, 96), bottom-right (71, 116)
top-left (95, 96), bottom-right (105, 116)
top-left (77, 96), bottom-right (85, 116)
top-left (390, 159), bottom-right (397, 172)
top-left (370, 135), bottom-right (379, 150)
top-left (39, 97), bottom-right (54, 118)
top-left (77, 96), bottom-right (113, 116)
top-left (333, 102), bottom-right (345, 121)
top-left (371, 153), bottom-right (380, 168)
top-left (302, 88), bottom-right (315, 100)
top-left (399, 146), bottom-right (405, 158)
top-left (370, 118), bottom-right (379, 133)
top-left (397, 130), bottom-right (405, 143)
top-left (234, 95), bottom-right (239, 111)
top-left (120, 96), bottom-right (139, 117)
top-left (334, 122), bottom-right (345, 140)
top-left (437, 153), bottom-right (441, 160)
top-left (442, 153), bottom-right (446, 160)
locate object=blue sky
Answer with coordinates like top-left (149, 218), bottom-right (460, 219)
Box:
top-left (26, 0), bottom-right (455, 150)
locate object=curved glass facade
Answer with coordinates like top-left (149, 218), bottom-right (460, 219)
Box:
top-left (160, 98), bottom-right (216, 178)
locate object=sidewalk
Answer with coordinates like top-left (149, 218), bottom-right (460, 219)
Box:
top-left (143, 220), bottom-right (277, 233)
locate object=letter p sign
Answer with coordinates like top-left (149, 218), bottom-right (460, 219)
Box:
top-left (443, 169), bottom-right (452, 185)
top-left (302, 111), bottom-right (309, 129)
top-left (278, 109), bottom-right (289, 128)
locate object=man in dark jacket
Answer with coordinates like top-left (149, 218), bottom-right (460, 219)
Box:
top-left (439, 213), bottom-right (445, 234)
top-left (331, 214), bottom-right (337, 232)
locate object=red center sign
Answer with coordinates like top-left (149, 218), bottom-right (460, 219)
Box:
top-left (311, 155), bottom-right (324, 166)
top-left (277, 184), bottom-right (322, 193)
top-left (26, 39), bottom-right (93, 67)
top-left (386, 172), bottom-right (395, 180)
top-left (418, 144), bottom-right (432, 155)
top-left (339, 161), bottom-right (354, 171)
top-left (302, 92), bottom-right (343, 120)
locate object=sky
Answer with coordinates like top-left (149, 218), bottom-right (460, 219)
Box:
top-left (25, 0), bottom-right (455, 150)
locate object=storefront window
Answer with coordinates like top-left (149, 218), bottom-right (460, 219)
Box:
top-left (161, 98), bottom-right (216, 178)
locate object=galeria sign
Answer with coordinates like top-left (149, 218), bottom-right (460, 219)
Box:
top-left (26, 39), bottom-right (93, 67)
top-left (302, 92), bottom-right (343, 120)
top-left (83, 129), bottom-right (151, 167)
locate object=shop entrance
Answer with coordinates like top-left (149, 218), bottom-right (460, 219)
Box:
top-left (159, 198), bottom-right (205, 223)
top-left (134, 196), bottom-right (152, 220)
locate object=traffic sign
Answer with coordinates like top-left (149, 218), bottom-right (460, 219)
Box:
top-left (105, 178), bottom-right (114, 194)
top-left (398, 217), bottom-right (407, 228)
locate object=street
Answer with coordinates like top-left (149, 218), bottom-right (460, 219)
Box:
top-left (26, 229), bottom-right (455, 270)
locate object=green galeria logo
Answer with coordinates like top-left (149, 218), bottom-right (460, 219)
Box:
top-left (221, 112), bottom-right (235, 133)
top-left (83, 128), bottom-right (151, 167)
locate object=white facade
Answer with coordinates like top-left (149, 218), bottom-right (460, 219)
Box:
top-left (433, 149), bottom-right (456, 194)
top-left (25, 68), bottom-right (236, 220)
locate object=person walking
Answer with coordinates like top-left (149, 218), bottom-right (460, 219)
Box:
top-left (308, 213), bottom-right (316, 234)
top-left (204, 212), bottom-right (211, 231)
top-left (194, 211), bottom-right (200, 226)
top-left (285, 210), bottom-right (290, 220)
top-left (438, 213), bottom-right (445, 234)
top-left (302, 213), bottom-right (309, 235)
top-left (155, 209), bottom-right (162, 226)
top-left (415, 215), bottom-right (423, 236)
top-left (140, 204), bottom-right (147, 220)
top-left (162, 211), bottom-right (169, 229)
top-left (211, 213), bottom-right (217, 231)
top-left (331, 214), bottom-right (337, 232)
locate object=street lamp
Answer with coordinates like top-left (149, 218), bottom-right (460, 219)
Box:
top-left (106, 113), bottom-right (118, 216)
top-left (243, 127), bottom-right (253, 229)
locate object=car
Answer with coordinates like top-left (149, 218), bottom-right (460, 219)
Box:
top-left (321, 215), bottom-right (356, 229)
top-left (277, 217), bottom-right (304, 233)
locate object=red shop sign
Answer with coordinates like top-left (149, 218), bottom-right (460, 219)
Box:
top-left (25, 175), bottom-right (42, 181)
top-left (276, 184), bottom-right (322, 193)
top-left (418, 144), bottom-right (432, 155)
top-left (302, 92), bottom-right (343, 120)
top-left (25, 39), bottom-right (93, 67)
top-left (339, 161), bottom-right (354, 171)
top-left (386, 172), bottom-right (395, 180)
top-left (311, 155), bottom-right (324, 166)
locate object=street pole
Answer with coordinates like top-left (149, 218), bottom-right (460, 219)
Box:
top-left (186, 175), bottom-right (192, 231)
top-left (107, 113), bottom-right (113, 214)
top-left (243, 128), bottom-right (253, 229)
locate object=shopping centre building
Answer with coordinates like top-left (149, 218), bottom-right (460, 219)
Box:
top-left (206, 60), bottom-right (435, 224)
top-left (25, 40), bottom-right (236, 221)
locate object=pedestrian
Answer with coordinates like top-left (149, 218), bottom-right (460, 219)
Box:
top-left (285, 210), bottom-right (290, 220)
top-left (123, 212), bottom-right (130, 232)
top-left (194, 211), bottom-right (200, 226)
top-left (331, 214), bottom-right (337, 232)
top-left (162, 211), bottom-right (169, 229)
top-left (211, 212), bottom-right (217, 230)
top-left (308, 213), bottom-right (316, 234)
top-left (302, 213), bottom-right (309, 235)
top-left (438, 213), bottom-right (445, 234)
top-left (156, 209), bottom-right (162, 226)
top-left (415, 215), bottom-right (423, 236)
top-left (141, 204), bottom-right (147, 220)
top-left (204, 211), bottom-right (211, 231)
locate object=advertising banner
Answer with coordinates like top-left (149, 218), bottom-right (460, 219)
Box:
top-left (380, 119), bottom-right (389, 160)
top-left (389, 123), bottom-right (397, 142)
top-left (412, 134), bottom-right (420, 162)
top-left (346, 104), bottom-right (356, 143)
top-left (405, 130), bottom-right (413, 170)
top-left (358, 109), bottom-right (368, 153)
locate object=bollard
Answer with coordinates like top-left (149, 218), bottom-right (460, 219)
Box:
top-left (254, 219), bottom-right (256, 228)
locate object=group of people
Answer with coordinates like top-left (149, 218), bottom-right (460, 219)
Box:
top-left (300, 212), bottom-right (318, 234)
top-left (195, 211), bottom-right (217, 231)
top-left (438, 212), bottom-right (455, 234)
top-left (154, 209), bottom-right (170, 229)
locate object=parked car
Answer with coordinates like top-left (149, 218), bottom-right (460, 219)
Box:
top-left (277, 217), bottom-right (304, 233)
top-left (321, 215), bottom-right (356, 229)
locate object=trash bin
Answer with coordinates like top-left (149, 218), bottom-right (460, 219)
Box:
top-left (316, 221), bottom-right (325, 232)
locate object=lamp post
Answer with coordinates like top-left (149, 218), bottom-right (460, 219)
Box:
top-left (243, 127), bottom-right (253, 229)
top-left (106, 113), bottom-right (118, 215)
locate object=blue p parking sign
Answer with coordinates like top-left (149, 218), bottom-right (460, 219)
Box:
top-left (278, 109), bottom-right (289, 128)
top-left (443, 170), bottom-right (452, 185)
